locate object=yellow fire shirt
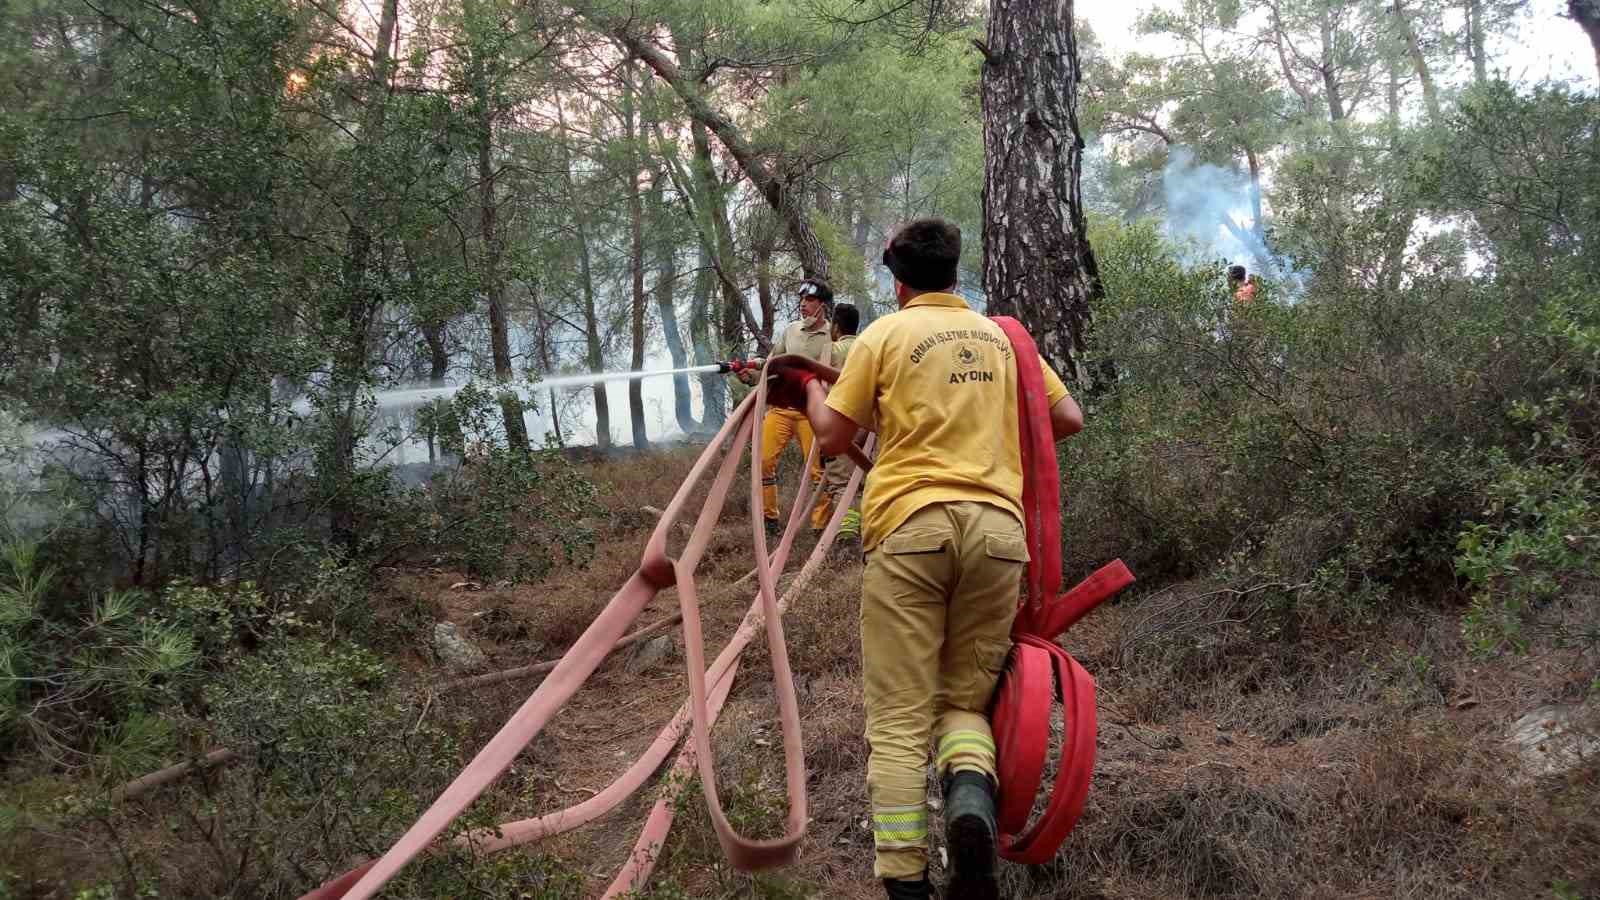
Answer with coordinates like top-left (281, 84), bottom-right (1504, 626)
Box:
top-left (823, 292), bottom-right (1069, 550)
top-left (771, 317), bottom-right (834, 365)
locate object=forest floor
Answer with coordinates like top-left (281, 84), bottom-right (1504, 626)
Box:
top-left (383, 445), bottom-right (1598, 900)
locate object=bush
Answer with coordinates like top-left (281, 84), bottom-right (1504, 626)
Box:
top-left (0, 535), bottom-right (200, 778)
top-left (1458, 291), bottom-right (1600, 656)
top-left (377, 445), bottom-right (599, 581)
top-left (1065, 218), bottom-right (1552, 627)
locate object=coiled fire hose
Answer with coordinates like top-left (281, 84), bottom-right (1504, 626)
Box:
top-left (988, 316), bottom-right (1135, 863)
top-left (301, 356), bottom-right (871, 899)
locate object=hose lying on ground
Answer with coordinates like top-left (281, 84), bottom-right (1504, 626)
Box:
top-left (300, 356), bottom-right (864, 899)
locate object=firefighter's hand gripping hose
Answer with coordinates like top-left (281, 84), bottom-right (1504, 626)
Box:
top-left (299, 355), bottom-right (870, 900)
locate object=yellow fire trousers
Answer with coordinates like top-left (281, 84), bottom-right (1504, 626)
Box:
top-left (861, 501), bottom-right (1026, 880)
top-left (759, 407), bottom-right (829, 529)
top-left (822, 452), bottom-right (860, 538)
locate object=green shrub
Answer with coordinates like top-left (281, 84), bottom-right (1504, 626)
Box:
top-left (377, 445), bottom-right (599, 581)
top-left (1068, 220), bottom-right (1523, 622)
top-left (1458, 292), bottom-right (1600, 655)
top-left (0, 536), bottom-right (199, 778)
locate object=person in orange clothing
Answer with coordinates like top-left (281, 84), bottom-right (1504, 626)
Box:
top-left (750, 279), bottom-right (835, 536)
top-left (1229, 264), bottom-right (1257, 304)
top-left (767, 219), bottom-right (1084, 900)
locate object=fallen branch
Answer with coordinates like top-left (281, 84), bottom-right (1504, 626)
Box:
top-left (433, 612), bottom-right (685, 694)
top-left (111, 747), bottom-right (238, 802)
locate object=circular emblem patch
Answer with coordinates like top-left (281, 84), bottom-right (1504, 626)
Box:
top-left (955, 343), bottom-right (980, 369)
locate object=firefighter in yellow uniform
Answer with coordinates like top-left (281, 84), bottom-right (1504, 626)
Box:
top-left (770, 219), bottom-right (1084, 900)
top-left (820, 302), bottom-right (863, 551)
top-left (754, 279), bottom-right (835, 536)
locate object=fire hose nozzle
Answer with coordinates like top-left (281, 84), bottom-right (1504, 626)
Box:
top-left (718, 358), bottom-right (764, 375)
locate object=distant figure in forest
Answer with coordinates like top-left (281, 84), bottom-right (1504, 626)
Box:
top-left (1229, 264), bottom-right (1258, 305)
top-left (749, 279), bottom-right (836, 536)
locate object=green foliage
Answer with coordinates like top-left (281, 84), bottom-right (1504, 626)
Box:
top-left (1070, 217), bottom-right (1518, 618)
top-left (205, 637), bottom-right (389, 767)
top-left (1416, 83), bottom-right (1600, 283)
top-left (161, 635), bottom-right (478, 896)
top-left (1457, 292), bottom-right (1600, 655)
top-left (0, 531), bottom-right (200, 777)
top-left (383, 446), bottom-right (600, 581)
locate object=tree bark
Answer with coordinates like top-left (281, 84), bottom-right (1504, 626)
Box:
top-left (617, 30), bottom-right (830, 281)
top-left (1380, 52), bottom-right (1415, 294)
top-left (557, 96), bottom-right (610, 449)
top-left (753, 222), bottom-right (777, 346)
top-left (1244, 146), bottom-right (1266, 265)
top-left (421, 320), bottom-right (448, 384)
top-left (852, 177), bottom-right (884, 328)
top-left (979, 0), bottom-right (1103, 387)
top-left (1393, 0), bottom-right (1442, 124)
top-left (530, 282), bottom-right (563, 447)
top-left (688, 242), bottom-right (726, 428)
top-left (690, 120), bottom-right (762, 354)
top-left (329, 0), bottom-right (400, 554)
top-left (648, 171), bottom-right (696, 434)
top-left (471, 18), bottom-right (530, 456)
top-left (622, 63), bottom-right (650, 450)
top-left (1573, 0), bottom-right (1600, 82)
top-left (1467, 0), bottom-right (1489, 83)
top-left (1319, 13), bottom-right (1349, 125)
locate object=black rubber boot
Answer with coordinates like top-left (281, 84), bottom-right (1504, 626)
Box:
top-left (883, 874), bottom-right (933, 900)
top-left (942, 771), bottom-right (1001, 900)
top-left (764, 517), bottom-right (783, 538)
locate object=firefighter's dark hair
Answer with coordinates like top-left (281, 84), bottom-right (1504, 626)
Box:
top-left (1228, 264), bottom-right (1247, 282)
top-left (883, 218), bottom-right (961, 291)
top-left (832, 303), bottom-right (860, 336)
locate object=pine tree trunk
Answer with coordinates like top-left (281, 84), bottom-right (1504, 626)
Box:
top-left (329, 0), bottom-right (400, 554)
top-left (530, 282), bottom-right (563, 447)
top-left (689, 119), bottom-right (760, 354)
top-left (421, 320), bottom-right (448, 385)
top-left (623, 63), bottom-right (650, 450)
top-left (1380, 54), bottom-right (1416, 294)
top-left (619, 31), bottom-right (830, 280)
top-left (979, 0), bottom-right (1102, 387)
top-left (689, 242), bottom-right (726, 429)
top-left (475, 70), bottom-right (529, 456)
top-left (1393, 0), bottom-right (1442, 124)
top-left (754, 225), bottom-right (777, 346)
top-left (1468, 0), bottom-right (1489, 83)
top-left (852, 179), bottom-right (883, 328)
top-left (1573, 0), bottom-right (1600, 82)
top-left (649, 173), bottom-right (696, 434)
top-left (557, 97), bottom-right (610, 449)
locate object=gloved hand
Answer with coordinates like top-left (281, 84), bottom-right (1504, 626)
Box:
top-left (765, 367), bottom-right (817, 410)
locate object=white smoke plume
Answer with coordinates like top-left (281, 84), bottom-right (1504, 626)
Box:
top-left (1160, 147), bottom-right (1296, 287)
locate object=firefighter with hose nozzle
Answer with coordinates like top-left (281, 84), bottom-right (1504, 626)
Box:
top-left (734, 278), bottom-right (837, 537)
top-left (764, 219), bottom-right (1084, 900)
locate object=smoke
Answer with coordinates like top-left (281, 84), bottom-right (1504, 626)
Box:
top-left (1160, 147), bottom-right (1298, 288)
